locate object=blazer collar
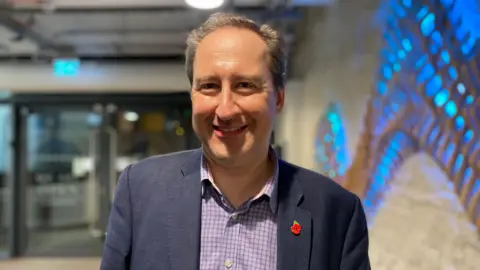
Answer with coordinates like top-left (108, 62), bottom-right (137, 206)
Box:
top-left (276, 160), bottom-right (312, 270)
top-left (167, 149), bottom-right (203, 270)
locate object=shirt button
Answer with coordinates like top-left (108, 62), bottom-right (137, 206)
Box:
top-left (231, 213), bottom-right (237, 220)
top-left (224, 259), bottom-right (233, 268)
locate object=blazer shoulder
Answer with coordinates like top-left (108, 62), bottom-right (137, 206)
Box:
top-left (126, 149), bottom-right (201, 182)
top-left (280, 160), bottom-right (358, 205)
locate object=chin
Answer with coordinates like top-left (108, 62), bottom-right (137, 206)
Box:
top-left (205, 140), bottom-right (250, 161)
top-left (209, 144), bottom-right (242, 159)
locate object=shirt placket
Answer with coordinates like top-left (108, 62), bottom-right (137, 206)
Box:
top-left (221, 198), bottom-right (251, 270)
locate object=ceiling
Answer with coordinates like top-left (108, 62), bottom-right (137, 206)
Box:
top-left (0, 0), bottom-right (332, 62)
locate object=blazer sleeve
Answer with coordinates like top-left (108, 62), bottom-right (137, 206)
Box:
top-left (340, 195), bottom-right (371, 270)
top-left (100, 165), bottom-right (133, 270)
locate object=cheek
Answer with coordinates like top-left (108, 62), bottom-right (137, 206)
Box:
top-left (192, 97), bottom-right (217, 119)
top-left (237, 96), bottom-right (274, 126)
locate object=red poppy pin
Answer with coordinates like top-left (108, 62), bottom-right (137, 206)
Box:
top-left (291, 220), bottom-right (301, 235)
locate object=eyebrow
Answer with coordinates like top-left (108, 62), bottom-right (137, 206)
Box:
top-left (194, 76), bottom-right (217, 86)
top-left (194, 75), bottom-right (265, 85)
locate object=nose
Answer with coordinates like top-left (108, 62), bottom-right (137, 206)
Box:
top-left (215, 86), bottom-right (239, 121)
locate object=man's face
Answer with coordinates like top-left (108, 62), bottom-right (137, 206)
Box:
top-left (191, 27), bottom-right (284, 164)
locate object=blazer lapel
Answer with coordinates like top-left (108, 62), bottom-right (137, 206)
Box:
top-left (277, 161), bottom-right (312, 270)
top-left (167, 149), bottom-right (202, 270)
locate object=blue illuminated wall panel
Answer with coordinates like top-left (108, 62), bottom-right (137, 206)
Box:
top-left (362, 0), bottom-right (480, 226)
top-left (321, 0), bottom-right (480, 228)
top-left (315, 103), bottom-right (349, 184)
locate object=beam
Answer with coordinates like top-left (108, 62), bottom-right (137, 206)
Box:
top-left (0, 12), bottom-right (75, 56)
top-left (7, 5), bottom-right (296, 15)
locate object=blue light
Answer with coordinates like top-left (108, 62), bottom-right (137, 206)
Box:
top-left (461, 43), bottom-right (471, 55)
top-left (393, 63), bottom-right (401, 72)
top-left (393, 3), bottom-right (406, 18)
top-left (461, 36), bottom-right (476, 55)
top-left (397, 50), bottom-right (406, 59)
top-left (402, 39), bottom-right (412, 52)
top-left (429, 43), bottom-right (440, 54)
top-left (87, 113), bottom-right (102, 127)
top-left (455, 116), bottom-right (465, 130)
top-left (383, 66), bottom-right (393, 79)
top-left (440, 0), bottom-right (453, 7)
top-left (377, 81), bottom-right (388, 95)
top-left (460, 167), bottom-right (473, 190)
top-left (456, 27), bottom-right (467, 40)
top-left (315, 103), bottom-right (350, 179)
top-left (465, 95), bottom-right (474, 104)
top-left (420, 13), bottom-right (435, 36)
top-left (415, 55), bottom-right (428, 69)
top-left (416, 7), bottom-right (428, 20)
top-left (387, 52), bottom-right (396, 63)
top-left (417, 64), bottom-right (435, 83)
top-left (454, 154), bottom-right (464, 173)
top-left (390, 140), bottom-right (400, 151)
top-left (457, 83), bottom-right (466, 94)
top-left (425, 75), bottom-right (442, 96)
top-left (327, 113), bottom-right (338, 122)
top-left (402, 0), bottom-right (411, 7)
top-left (464, 130), bottom-right (473, 142)
top-left (434, 89), bottom-right (449, 107)
top-left (448, 66), bottom-right (458, 80)
top-left (444, 101), bottom-right (457, 117)
top-left (469, 180), bottom-right (480, 204)
top-left (440, 50), bottom-right (450, 63)
top-left (428, 127), bottom-right (440, 145)
top-left (379, 166), bottom-right (389, 178)
top-left (431, 31), bottom-right (443, 46)
top-left (53, 58), bottom-right (80, 76)
top-left (443, 143), bottom-right (455, 164)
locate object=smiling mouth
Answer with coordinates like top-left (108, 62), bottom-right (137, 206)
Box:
top-left (212, 124), bottom-right (248, 137)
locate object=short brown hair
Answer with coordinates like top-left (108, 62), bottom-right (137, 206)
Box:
top-left (185, 12), bottom-right (286, 91)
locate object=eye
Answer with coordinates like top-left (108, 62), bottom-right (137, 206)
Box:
top-left (237, 82), bottom-right (256, 89)
top-left (199, 83), bottom-right (219, 90)
top-left (195, 83), bottom-right (221, 95)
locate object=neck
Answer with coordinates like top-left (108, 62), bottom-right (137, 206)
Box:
top-left (204, 147), bottom-right (273, 208)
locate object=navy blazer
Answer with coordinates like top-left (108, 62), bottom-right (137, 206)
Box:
top-left (100, 149), bottom-right (370, 270)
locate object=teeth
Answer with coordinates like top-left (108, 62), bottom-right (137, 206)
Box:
top-left (218, 127), bottom-right (243, 132)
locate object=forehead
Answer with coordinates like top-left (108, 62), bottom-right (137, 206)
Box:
top-left (194, 27), bottom-right (269, 75)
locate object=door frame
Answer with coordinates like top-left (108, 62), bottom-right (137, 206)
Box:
top-left (9, 92), bottom-right (193, 257)
top-left (0, 99), bottom-right (13, 260)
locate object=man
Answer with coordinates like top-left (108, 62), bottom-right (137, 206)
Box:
top-left (101, 12), bottom-right (370, 270)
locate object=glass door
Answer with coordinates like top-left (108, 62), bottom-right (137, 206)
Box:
top-left (18, 106), bottom-right (107, 256)
top-left (106, 103), bottom-right (199, 183)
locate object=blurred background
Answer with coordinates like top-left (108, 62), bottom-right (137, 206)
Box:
top-left (0, 0), bottom-right (478, 269)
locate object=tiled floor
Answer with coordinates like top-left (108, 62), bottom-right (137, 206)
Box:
top-left (0, 258), bottom-right (101, 270)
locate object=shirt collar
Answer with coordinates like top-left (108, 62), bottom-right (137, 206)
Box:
top-left (200, 147), bottom-right (279, 213)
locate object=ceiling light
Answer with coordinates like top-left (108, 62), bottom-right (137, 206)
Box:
top-left (124, 111), bottom-right (139, 122)
top-left (185, 0), bottom-right (224, 9)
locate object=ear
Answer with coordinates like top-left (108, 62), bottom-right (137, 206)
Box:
top-left (275, 88), bottom-right (285, 113)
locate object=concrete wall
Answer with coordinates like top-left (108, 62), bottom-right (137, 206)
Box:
top-left (370, 153), bottom-right (480, 269)
top-left (277, 0), bottom-right (381, 169)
